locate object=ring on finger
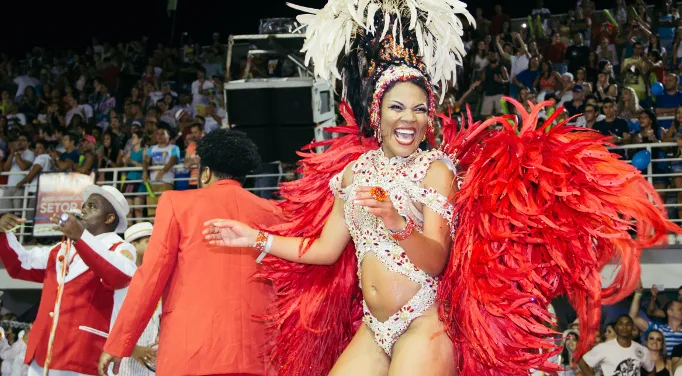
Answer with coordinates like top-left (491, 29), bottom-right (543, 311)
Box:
top-left (369, 186), bottom-right (387, 202)
top-left (58, 213), bottom-right (69, 225)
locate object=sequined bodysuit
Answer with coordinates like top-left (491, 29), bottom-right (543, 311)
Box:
top-left (329, 148), bottom-right (456, 357)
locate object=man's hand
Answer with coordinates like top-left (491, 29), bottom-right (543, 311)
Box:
top-left (131, 345), bottom-right (157, 366)
top-left (635, 279), bottom-right (644, 293)
top-left (98, 352), bottom-right (122, 376)
top-left (153, 174), bottom-right (164, 183)
top-left (51, 213), bottom-right (85, 241)
top-left (651, 284), bottom-right (659, 297)
top-left (0, 214), bottom-right (25, 233)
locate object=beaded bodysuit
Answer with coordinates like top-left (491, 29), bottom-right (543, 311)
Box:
top-left (330, 148), bottom-right (456, 357)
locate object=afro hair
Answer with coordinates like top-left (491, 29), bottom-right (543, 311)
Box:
top-left (196, 129), bottom-right (261, 181)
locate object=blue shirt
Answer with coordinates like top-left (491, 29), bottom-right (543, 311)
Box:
top-left (655, 91), bottom-right (682, 128)
top-left (515, 69), bottom-right (540, 90)
top-left (59, 150), bottom-right (81, 165)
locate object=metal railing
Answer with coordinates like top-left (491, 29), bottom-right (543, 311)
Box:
top-left (1, 142), bottom-right (681, 245)
top-left (0, 165), bottom-right (294, 244)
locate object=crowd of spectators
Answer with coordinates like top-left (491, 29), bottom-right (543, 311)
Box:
top-left (0, 34), bottom-right (246, 225)
top-left (528, 283), bottom-right (682, 375)
top-left (438, 0), bottom-right (682, 220)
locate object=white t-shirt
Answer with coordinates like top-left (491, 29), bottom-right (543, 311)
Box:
top-left (78, 104), bottom-right (94, 121)
top-left (6, 114), bottom-right (26, 126)
top-left (596, 44), bottom-right (619, 67)
top-left (510, 55), bottom-right (530, 80)
top-left (146, 144), bottom-right (180, 185)
top-left (191, 80), bottom-right (215, 108)
top-left (582, 339), bottom-right (654, 376)
top-left (9, 149), bottom-right (35, 186)
top-left (204, 117), bottom-right (221, 134)
top-left (149, 90), bottom-right (178, 106)
top-left (66, 107), bottom-right (86, 127)
top-left (13, 76), bottom-right (40, 98)
top-left (675, 365), bottom-right (682, 376)
top-left (29, 154), bottom-right (53, 193)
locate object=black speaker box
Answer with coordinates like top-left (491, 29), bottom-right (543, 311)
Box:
top-left (227, 86), bottom-right (314, 125)
top-left (227, 86), bottom-right (317, 162)
top-left (234, 124), bottom-right (315, 163)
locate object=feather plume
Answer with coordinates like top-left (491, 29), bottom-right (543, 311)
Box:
top-left (257, 102), bottom-right (375, 375)
top-left (258, 98), bottom-right (680, 375)
top-left (438, 99), bottom-right (682, 375)
top-left (288, 0), bottom-right (474, 99)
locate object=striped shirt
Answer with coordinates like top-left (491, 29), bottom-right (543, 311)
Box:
top-left (109, 304), bottom-right (161, 376)
top-left (648, 322), bottom-right (682, 356)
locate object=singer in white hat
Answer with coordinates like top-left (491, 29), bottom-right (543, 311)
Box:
top-left (0, 184), bottom-right (137, 376)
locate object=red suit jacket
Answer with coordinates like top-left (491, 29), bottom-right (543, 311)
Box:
top-left (0, 231), bottom-right (137, 375)
top-left (105, 179), bottom-right (284, 376)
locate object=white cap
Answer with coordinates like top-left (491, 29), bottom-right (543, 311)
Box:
top-left (82, 185), bottom-right (129, 233)
top-left (562, 72), bottom-right (574, 80)
top-left (174, 109), bottom-right (187, 121)
top-left (125, 222), bottom-right (153, 243)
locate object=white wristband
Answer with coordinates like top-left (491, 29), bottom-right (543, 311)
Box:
top-left (256, 234), bottom-right (273, 264)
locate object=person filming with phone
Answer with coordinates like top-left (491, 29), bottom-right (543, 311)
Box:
top-left (647, 284), bottom-right (682, 319)
top-left (630, 280), bottom-right (682, 357)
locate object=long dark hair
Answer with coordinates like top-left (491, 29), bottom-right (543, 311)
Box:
top-left (560, 332), bottom-right (579, 366)
top-left (540, 60), bottom-right (553, 79)
top-left (103, 131), bottom-right (121, 160)
top-left (640, 108), bottom-right (659, 130)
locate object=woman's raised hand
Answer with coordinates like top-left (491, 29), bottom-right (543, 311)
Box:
top-left (202, 219), bottom-right (259, 247)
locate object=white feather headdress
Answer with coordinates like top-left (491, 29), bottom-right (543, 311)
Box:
top-left (288, 0), bottom-right (475, 100)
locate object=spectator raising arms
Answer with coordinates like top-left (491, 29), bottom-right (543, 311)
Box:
top-left (630, 280), bottom-right (682, 357)
top-left (545, 31), bottom-right (569, 74)
top-left (480, 50), bottom-right (508, 116)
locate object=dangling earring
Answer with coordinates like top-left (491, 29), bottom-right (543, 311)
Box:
top-left (422, 134), bottom-right (426, 142)
top-left (375, 128), bottom-right (383, 144)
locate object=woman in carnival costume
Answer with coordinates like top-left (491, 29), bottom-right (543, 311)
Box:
top-left (203, 0), bottom-right (681, 374)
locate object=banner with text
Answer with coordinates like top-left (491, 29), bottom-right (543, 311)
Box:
top-left (33, 172), bottom-right (94, 237)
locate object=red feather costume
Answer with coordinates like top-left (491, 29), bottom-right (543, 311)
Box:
top-left (258, 98), bottom-right (680, 375)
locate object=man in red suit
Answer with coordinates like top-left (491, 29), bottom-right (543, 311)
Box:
top-left (0, 185), bottom-right (137, 376)
top-left (99, 130), bottom-right (283, 376)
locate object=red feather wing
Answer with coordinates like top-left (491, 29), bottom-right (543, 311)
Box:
top-left (257, 102), bottom-right (376, 375)
top-left (437, 99), bottom-right (682, 375)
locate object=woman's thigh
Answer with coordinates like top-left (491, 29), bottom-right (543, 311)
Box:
top-left (388, 307), bottom-right (456, 376)
top-left (329, 324), bottom-right (390, 376)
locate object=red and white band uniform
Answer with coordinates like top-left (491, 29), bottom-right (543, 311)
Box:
top-left (0, 194), bottom-right (137, 376)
